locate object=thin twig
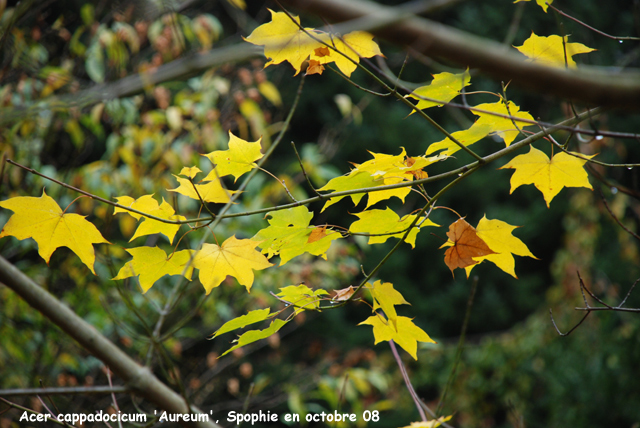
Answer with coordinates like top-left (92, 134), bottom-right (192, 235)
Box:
top-left (547, 3), bottom-right (640, 41)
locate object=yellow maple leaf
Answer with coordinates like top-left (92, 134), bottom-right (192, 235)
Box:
top-left (169, 176), bottom-right (237, 204)
top-left (349, 207), bottom-right (438, 248)
top-left (368, 280), bottom-right (410, 331)
top-left (514, 32), bottom-right (595, 68)
top-left (513, 0), bottom-right (553, 13)
top-left (406, 69), bottom-right (471, 112)
top-left (359, 315), bottom-right (435, 360)
top-left (114, 194), bottom-right (186, 244)
top-left (203, 132), bottom-right (263, 182)
top-left (193, 236), bottom-right (273, 294)
top-left (0, 191), bottom-right (109, 274)
top-left (244, 9), bottom-right (322, 75)
top-left (113, 246), bottom-right (195, 293)
top-left (309, 31), bottom-right (383, 77)
top-left (178, 166), bottom-right (202, 179)
top-left (465, 215), bottom-right (537, 278)
top-left (501, 146), bottom-right (594, 207)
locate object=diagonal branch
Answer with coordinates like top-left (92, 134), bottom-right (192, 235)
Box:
top-left (280, 0), bottom-right (640, 108)
top-left (0, 256), bottom-right (220, 428)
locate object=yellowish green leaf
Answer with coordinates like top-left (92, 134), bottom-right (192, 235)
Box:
top-left (252, 206), bottom-right (341, 265)
top-left (210, 308), bottom-right (271, 339)
top-left (406, 69), bottom-right (471, 112)
top-left (221, 318), bottom-right (288, 357)
top-left (277, 284), bottom-right (329, 314)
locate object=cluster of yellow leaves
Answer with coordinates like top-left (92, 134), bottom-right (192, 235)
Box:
top-left (244, 10), bottom-right (382, 77)
top-left (319, 148), bottom-right (444, 211)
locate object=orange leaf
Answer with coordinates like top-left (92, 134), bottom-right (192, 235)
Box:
top-left (442, 218), bottom-right (495, 274)
top-left (306, 59), bottom-right (325, 75)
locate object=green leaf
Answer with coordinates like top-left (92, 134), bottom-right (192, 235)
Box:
top-left (221, 318), bottom-right (288, 357)
top-left (277, 284), bottom-right (329, 314)
top-left (209, 308), bottom-right (272, 339)
top-left (252, 206), bottom-right (341, 265)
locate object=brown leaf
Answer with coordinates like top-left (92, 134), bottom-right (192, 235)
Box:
top-left (306, 59), bottom-right (325, 75)
top-left (307, 225), bottom-right (328, 243)
top-left (332, 285), bottom-right (355, 301)
top-left (442, 218), bottom-right (495, 274)
top-left (405, 157), bottom-right (428, 180)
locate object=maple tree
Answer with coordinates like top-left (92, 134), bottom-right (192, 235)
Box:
top-left (0, 0), bottom-right (639, 427)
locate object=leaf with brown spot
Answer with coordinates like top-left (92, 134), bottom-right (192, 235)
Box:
top-left (307, 226), bottom-right (328, 243)
top-left (441, 218), bottom-right (495, 274)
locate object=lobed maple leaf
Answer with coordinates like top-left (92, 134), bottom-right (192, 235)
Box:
top-left (244, 9), bottom-right (322, 75)
top-left (359, 315), bottom-right (435, 360)
top-left (500, 146), bottom-right (594, 207)
top-left (193, 235), bottom-right (272, 294)
top-left (440, 218), bottom-right (495, 274)
top-left (245, 10), bottom-right (382, 77)
top-left (349, 207), bottom-right (438, 248)
top-left (276, 284), bottom-right (329, 314)
top-left (252, 206), bottom-right (341, 265)
top-left (406, 69), bottom-right (471, 112)
top-left (514, 32), bottom-right (595, 68)
top-left (113, 246), bottom-right (195, 293)
top-left (114, 194), bottom-right (186, 243)
top-left (308, 31), bottom-right (383, 77)
top-left (209, 308), bottom-right (272, 339)
top-left (0, 191), bottom-right (109, 274)
top-left (203, 132), bottom-right (263, 182)
top-left (465, 215), bottom-right (537, 278)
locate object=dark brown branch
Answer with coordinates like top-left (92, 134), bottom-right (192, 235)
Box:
top-left (280, 0), bottom-right (640, 108)
top-left (550, 273), bottom-right (640, 336)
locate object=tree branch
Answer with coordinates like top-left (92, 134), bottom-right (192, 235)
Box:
top-left (280, 0), bottom-right (640, 108)
top-left (0, 256), bottom-right (220, 428)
